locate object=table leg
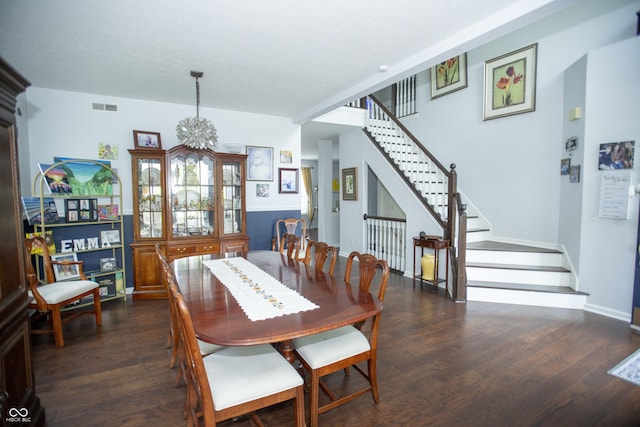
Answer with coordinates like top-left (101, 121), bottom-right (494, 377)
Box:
top-left (279, 339), bottom-right (295, 363)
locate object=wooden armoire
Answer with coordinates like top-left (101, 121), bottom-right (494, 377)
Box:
top-left (0, 58), bottom-right (45, 425)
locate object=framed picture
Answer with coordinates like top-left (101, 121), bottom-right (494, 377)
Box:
top-left (247, 146), bottom-right (274, 181)
top-left (51, 253), bottom-right (81, 281)
top-left (100, 257), bottom-right (118, 272)
top-left (280, 150), bottom-right (293, 164)
top-left (565, 136), bottom-right (577, 151)
top-left (52, 157), bottom-right (113, 195)
top-left (256, 183), bottom-right (270, 197)
top-left (133, 130), bottom-right (162, 149)
top-left (483, 43), bottom-right (537, 120)
top-left (65, 198), bottom-right (97, 223)
top-left (342, 167), bottom-right (358, 201)
top-left (570, 165), bottom-right (581, 183)
top-left (100, 229), bottom-right (121, 246)
top-left (561, 158), bottom-right (571, 176)
top-left (430, 53), bottom-right (468, 99)
top-left (598, 141), bottom-right (635, 170)
top-left (98, 204), bottom-right (120, 221)
top-left (278, 168), bottom-right (299, 194)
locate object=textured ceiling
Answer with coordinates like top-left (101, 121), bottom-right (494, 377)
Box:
top-left (0, 0), bottom-right (586, 159)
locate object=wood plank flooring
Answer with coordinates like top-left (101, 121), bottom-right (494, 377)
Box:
top-left (30, 256), bottom-right (640, 426)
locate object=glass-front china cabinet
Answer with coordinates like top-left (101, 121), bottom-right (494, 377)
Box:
top-left (129, 145), bottom-right (248, 299)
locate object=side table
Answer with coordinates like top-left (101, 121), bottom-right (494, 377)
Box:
top-left (412, 236), bottom-right (450, 292)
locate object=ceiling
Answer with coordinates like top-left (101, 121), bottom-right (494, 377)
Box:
top-left (0, 0), bottom-right (579, 158)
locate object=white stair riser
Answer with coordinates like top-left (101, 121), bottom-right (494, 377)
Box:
top-left (467, 287), bottom-right (586, 310)
top-left (466, 250), bottom-right (563, 266)
top-left (466, 230), bottom-right (491, 242)
top-left (466, 267), bottom-right (571, 286)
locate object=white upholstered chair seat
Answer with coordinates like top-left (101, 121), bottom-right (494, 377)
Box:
top-left (29, 280), bottom-right (98, 305)
top-left (203, 344), bottom-right (303, 411)
top-left (198, 340), bottom-right (224, 356)
top-left (293, 325), bottom-right (370, 369)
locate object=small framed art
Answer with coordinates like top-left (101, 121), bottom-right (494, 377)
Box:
top-left (51, 253), bottom-right (81, 281)
top-left (430, 53), bottom-right (468, 99)
top-left (483, 43), bottom-right (537, 120)
top-left (65, 198), bottom-right (97, 223)
top-left (342, 167), bottom-right (358, 201)
top-left (278, 168), bottom-right (299, 193)
top-left (100, 229), bottom-right (121, 246)
top-left (133, 130), bottom-right (162, 149)
top-left (100, 257), bottom-right (118, 272)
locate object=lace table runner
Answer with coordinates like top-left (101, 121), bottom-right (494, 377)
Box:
top-left (203, 257), bottom-right (319, 321)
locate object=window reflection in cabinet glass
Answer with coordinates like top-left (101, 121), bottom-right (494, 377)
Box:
top-left (137, 158), bottom-right (164, 238)
top-left (170, 152), bottom-right (215, 238)
top-left (222, 161), bottom-right (243, 234)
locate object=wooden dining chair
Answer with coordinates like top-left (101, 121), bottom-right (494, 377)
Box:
top-left (25, 235), bottom-right (102, 348)
top-left (283, 233), bottom-right (301, 261)
top-left (272, 218), bottom-right (307, 260)
top-left (170, 282), bottom-right (305, 427)
top-left (155, 244), bottom-right (223, 380)
top-left (293, 251), bottom-right (390, 427)
top-left (303, 239), bottom-right (337, 275)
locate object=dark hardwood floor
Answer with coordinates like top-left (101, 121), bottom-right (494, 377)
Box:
top-left (31, 255), bottom-right (640, 426)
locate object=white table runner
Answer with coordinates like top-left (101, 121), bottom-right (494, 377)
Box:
top-left (203, 257), bottom-right (319, 321)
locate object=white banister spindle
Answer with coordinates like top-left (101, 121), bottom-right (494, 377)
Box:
top-left (363, 215), bottom-right (406, 272)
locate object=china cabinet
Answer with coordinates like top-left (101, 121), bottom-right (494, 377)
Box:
top-left (129, 146), bottom-right (248, 299)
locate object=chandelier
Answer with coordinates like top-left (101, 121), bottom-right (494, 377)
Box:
top-left (176, 70), bottom-right (218, 150)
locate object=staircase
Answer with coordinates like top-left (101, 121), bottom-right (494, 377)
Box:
top-left (361, 96), bottom-right (588, 309)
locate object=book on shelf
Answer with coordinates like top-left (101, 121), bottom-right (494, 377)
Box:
top-left (25, 231), bottom-right (56, 254)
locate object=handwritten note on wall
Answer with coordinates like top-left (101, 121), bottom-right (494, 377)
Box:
top-left (598, 172), bottom-right (631, 219)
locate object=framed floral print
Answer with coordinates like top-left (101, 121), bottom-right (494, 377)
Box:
top-left (483, 43), bottom-right (537, 120)
top-left (342, 167), bottom-right (357, 201)
top-left (430, 53), bottom-right (468, 99)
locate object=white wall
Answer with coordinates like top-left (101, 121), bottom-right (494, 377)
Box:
top-left (20, 87), bottom-right (300, 213)
top-left (576, 36), bottom-right (640, 320)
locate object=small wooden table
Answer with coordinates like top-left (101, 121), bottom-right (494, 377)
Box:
top-left (412, 236), bottom-right (450, 292)
top-left (171, 251), bottom-right (382, 362)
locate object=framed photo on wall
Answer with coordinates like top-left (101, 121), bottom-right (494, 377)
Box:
top-left (133, 130), bottom-right (162, 149)
top-left (246, 146), bottom-right (274, 181)
top-left (430, 53), bottom-right (468, 99)
top-left (483, 43), bottom-right (537, 120)
top-left (278, 168), bottom-right (299, 193)
top-left (342, 167), bottom-right (357, 201)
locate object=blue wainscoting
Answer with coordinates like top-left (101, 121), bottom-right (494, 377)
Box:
top-left (247, 210), bottom-right (302, 250)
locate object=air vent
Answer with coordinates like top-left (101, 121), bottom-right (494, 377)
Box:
top-left (91, 102), bottom-right (118, 112)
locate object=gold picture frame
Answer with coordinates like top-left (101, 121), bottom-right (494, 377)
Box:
top-left (483, 43), bottom-right (537, 120)
top-left (342, 167), bottom-right (357, 201)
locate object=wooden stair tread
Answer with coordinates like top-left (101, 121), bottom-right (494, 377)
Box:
top-left (467, 280), bottom-right (588, 295)
top-left (466, 262), bottom-right (569, 273)
top-left (467, 240), bottom-right (561, 254)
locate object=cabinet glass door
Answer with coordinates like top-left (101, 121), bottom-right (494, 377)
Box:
top-left (169, 152), bottom-right (215, 238)
top-left (221, 160), bottom-right (243, 235)
top-left (137, 158), bottom-right (164, 238)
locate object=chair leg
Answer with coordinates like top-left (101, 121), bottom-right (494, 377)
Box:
top-left (93, 288), bottom-right (102, 327)
top-left (369, 359), bottom-right (380, 403)
top-left (51, 306), bottom-right (64, 348)
top-left (309, 369), bottom-right (321, 427)
top-left (293, 387), bottom-right (305, 427)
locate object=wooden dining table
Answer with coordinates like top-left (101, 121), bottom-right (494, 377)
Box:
top-left (171, 250), bottom-right (383, 361)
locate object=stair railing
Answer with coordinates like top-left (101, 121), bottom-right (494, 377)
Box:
top-left (363, 213), bottom-right (406, 272)
top-left (363, 95), bottom-right (466, 299)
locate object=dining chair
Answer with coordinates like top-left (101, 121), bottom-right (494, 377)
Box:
top-left (293, 251), bottom-right (390, 427)
top-left (25, 235), bottom-right (102, 348)
top-left (170, 282), bottom-right (305, 427)
top-left (272, 218), bottom-right (307, 260)
top-left (303, 240), bottom-right (337, 275)
top-left (155, 244), bottom-right (223, 378)
top-left (284, 233), bottom-right (301, 261)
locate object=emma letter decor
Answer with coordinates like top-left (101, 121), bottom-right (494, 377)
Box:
top-left (430, 53), bottom-right (468, 99)
top-left (176, 70), bottom-right (218, 150)
top-left (342, 167), bottom-right (357, 201)
top-left (483, 43), bottom-right (537, 120)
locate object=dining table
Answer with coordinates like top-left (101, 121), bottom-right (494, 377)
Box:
top-left (171, 250), bottom-right (383, 362)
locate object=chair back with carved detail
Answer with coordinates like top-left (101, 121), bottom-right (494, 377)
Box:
top-left (272, 218), bottom-right (307, 260)
top-left (304, 240), bottom-right (337, 275)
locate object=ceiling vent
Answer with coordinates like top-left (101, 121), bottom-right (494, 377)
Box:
top-left (91, 102), bottom-right (118, 112)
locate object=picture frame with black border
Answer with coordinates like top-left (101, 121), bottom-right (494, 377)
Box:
top-left (278, 168), bottom-right (299, 193)
top-left (100, 257), bottom-right (118, 272)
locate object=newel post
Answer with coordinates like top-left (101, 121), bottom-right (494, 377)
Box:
top-left (447, 163), bottom-right (457, 242)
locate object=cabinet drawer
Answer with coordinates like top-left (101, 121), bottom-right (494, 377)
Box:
top-left (195, 242), bottom-right (220, 255)
top-left (166, 245), bottom-right (197, 259)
